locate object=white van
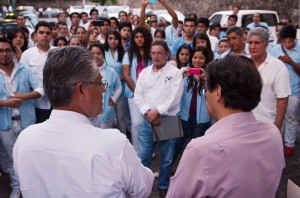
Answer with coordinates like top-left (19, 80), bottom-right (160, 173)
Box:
top-left (209, 10), bottom-right (279, 41)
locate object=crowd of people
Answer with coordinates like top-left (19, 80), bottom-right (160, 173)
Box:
top-left (0, 0), bottom-right (299, 197)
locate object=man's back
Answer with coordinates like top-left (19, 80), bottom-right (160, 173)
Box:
top-left (167, 112), bottom-right (285, 198)
top-left (14, 110), bottom-right (153, 198)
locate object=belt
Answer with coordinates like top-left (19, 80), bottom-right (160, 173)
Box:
top-left (12, 115), bottom-right (21, 121)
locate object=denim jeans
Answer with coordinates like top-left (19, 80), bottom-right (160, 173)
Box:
top-left (284, 96), bottom-right (300, 147)
top-left (35, 108), bottom-right (52, 123)
top-left (0, 120), bottom-right (22, 188)
top-left (138, 118), bottom-right (178, 189)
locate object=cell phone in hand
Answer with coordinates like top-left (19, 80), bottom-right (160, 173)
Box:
top-left (189, 68), bottom-right (201, 75)
top-left (148, 0), bottom-right (157, 3)
top-left (93, 20), bottom-right (104, 27)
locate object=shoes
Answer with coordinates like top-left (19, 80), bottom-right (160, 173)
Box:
top-left (153, 171), bottom-right (159, 178)
top-left (284, 146), bottom-right (295, 156)
top-left (9, 187), bottom-right (21, 198)
top-left (158, 188), bottom-right (168, 198)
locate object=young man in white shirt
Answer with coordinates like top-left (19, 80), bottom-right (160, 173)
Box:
top-left (20, 21), bottom-right (57, 123)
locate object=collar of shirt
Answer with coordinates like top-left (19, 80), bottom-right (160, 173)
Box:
top-left (49, 110), bottom-right (91, 125)
top-left (205, 112), bottom-right (256, 135)
top-left (257, 53), bottom-right (272, 71)
top-left (150, 63), bottom-right (167, 75)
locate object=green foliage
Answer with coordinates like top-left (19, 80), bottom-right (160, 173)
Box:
top-left (90, 0), bottom-right (118, 5)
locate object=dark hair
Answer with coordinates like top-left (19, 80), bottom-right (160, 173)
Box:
top-left (151, 40), bottom-right (170, 53)
top-left (18, 25), bottom-right (29, 35)
top-left (56, 12), bottom-right (68, 18)
top-left (80, 12), bottom-right (88, 18)
top-left (68, 35), bottom-right (82, 45)
top-left (100, 17), bottom-right (111, 26)
top-left (128, 27), bottom-right (152, 68)
top-left (149, 20), bottom-right (158, 26)
top-left (49, 22), bottom-right (59, 29)
top-left (57, 20), bottom-right (67, 26)
top-left (119, 11), bottom-right (128, 17)
top-left (184, 17), bottom-right (196, 26)
top-left (228, 14), bottom-right (238, 22)
top-left (0, 37), bottom-right (14, 52)
top-left (226, 26), bottom-right (243, 36)
top-left (280, 25), bottom-right (297, 40)
top-left (53, 36), bottom-right (68, 47)
top-left (70, 12), bottom-right (80, 19)
top-left (7, 27), bottom-right (28, 52)
top-left (206, 55), bottom-right (262, 111)
top-left (178, 20), bottom-right (183, 25)
top-left (176, 44), bottom-right (192, 69)
top-left (189, 13), bottom-right (198, 21)
top-left (104, 30), bottom-right (124, 63)
top-left (197, 17), bottom-right (210, 27)
top-left (75, 26), bottom-right (86, 34)
top-left (110, 17), bottom-right (119, 27)
top-left (187, 46), bottom-right (209, 95)
top-left (233, 5), bottom-right (240, 9)
top-left (154, 28), bottom-right (166, 39)
top-left (90, 8), bottom-right (99, 16)
top-left (35, 21), bottom-right (52, 33)
top-left (193, 32), bottom-right (214, 62)
top-left (118, 21), bottom-right (132, 32)
top-left (89, 42), bottom-right (106, 59)
top-left (210, 22), bottom-right (221, 30)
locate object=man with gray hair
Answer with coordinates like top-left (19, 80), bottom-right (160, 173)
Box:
top-left (13, 47), bottom-right (154, 198)
top-left (248, 27), bottom-right (290, 130)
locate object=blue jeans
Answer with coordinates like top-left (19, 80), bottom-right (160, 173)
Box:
top-left (138, 118), bottom-right (178, 190)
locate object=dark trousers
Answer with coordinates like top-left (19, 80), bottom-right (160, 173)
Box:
top-left (35, 108), bottom-right (52, 123)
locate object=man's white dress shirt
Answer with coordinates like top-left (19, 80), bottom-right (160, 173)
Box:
top-left (13, 110), bottom-right (154, 198)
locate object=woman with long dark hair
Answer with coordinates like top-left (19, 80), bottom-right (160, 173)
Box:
top-left (7, 27), bottom-right (28, 61)
top-left (104, 30), bottom-right (127, 135)
top-left (122, 27), bottom-right (152, 154)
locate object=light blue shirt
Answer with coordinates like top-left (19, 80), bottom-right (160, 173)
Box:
top-left (246, 22), bottom-right (271, 35)
top-left (99, 65), bottom-right (121, 123)
top-left (122, 52), bottom-right (152, 98)
top-left (165, 25), bottom-right (179, 48)
top-left (171, 36), bottom-right (194, 57)
top-left (0, 62), bottom-right (42, 130)
top-left (105, 50), bottom-right (123, 77)
top-left (179, 77), bottom-right (210, 124)
top-left (270, 42), bottom-right (300, 96)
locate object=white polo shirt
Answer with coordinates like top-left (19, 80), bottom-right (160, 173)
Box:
top-left (252, 53), bottom-right (291, 123)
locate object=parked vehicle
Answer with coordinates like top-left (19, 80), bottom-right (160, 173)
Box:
top-left (0, 19), bottom-right (18, 36)
top-left (68, 5), bottom-right (84, 15)
top-left (42, 8), bottom-right (63, 18)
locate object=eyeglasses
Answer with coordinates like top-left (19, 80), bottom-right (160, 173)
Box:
top-left (150, 52), bottom-right (167, 58)
top-left (0, 48), bottom-right (13, 54)
top-left (73, 80), bottom-right (108, 89)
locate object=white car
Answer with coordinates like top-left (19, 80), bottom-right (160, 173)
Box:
top-left (68, 5), bottom-right (84, 15)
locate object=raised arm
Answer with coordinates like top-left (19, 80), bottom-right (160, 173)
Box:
top-left (139, 0), bottom-right (151, 31)
top-left (158, 0), bottom-right (178, 28)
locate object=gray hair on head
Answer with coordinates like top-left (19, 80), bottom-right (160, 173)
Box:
top-left (43, 46), bottom-right (98, 107)
top-left (247, 27), bottom-right (269, 43)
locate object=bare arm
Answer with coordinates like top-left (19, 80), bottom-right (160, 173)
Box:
top-left (280, 56), bottom-right (300, 76)
top-left (159, 0), bottom-right (178, 28)
top-left (122, 64), bottom-right (136, 92)
top-left (139, 0), bottom-right (151, 31)
top-left (11, 91), bottom-right (41, 100)
top-left (274, 97), bottom-right (288, 130)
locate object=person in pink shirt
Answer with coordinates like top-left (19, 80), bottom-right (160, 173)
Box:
top-left (167, 55), bottom-right (285, 198)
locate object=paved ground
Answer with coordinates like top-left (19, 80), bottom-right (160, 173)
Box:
top-left (1, 134), bottom-right (299, 198)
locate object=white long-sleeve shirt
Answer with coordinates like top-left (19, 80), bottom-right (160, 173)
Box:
top-left (13, 110), bottom-right (154, 198)
top-left (134, 62), bottom-right (184, 116)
